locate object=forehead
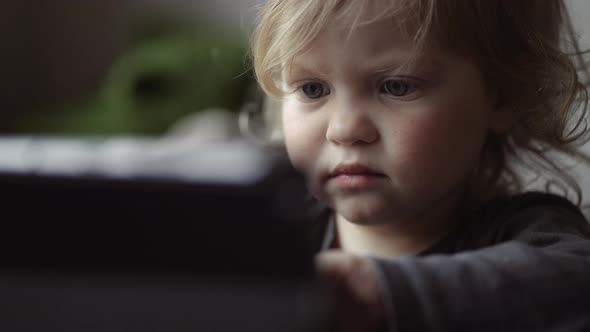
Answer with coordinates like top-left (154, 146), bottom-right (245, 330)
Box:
top-left (328, 0), bottom-right (419, 29)
top-left (278, 0), bottom-right (438, 72)
top-left (287, 18), bottom-right (430, 77)
top-left (311, 19), bottom-right (411, 56)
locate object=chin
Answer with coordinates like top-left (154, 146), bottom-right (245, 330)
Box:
top-left (334, 199), bottom-right (397, 225)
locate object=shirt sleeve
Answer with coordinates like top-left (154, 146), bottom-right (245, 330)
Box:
top-left (373, 198), bottom-right (590, 332)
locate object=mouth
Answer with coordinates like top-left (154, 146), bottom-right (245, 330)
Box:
top-left (327, 163), bottom-right (386, 188)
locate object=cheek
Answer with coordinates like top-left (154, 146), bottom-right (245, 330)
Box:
top-left (420, 111), bottom-right (486, 154)
top-left (390, 102), bottom-right (490, 183)
top-left (281, 104), bottom-right (321, 173)
top-left (282, 122), bottom-right (307, 171)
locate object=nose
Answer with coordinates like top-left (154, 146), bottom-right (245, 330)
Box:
top-left (325, 98), bottom-right (379, 145)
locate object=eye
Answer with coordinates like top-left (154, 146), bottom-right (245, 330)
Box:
top-left (380, 79), bottom-right (417, 97)
top-left (300, 82), bottom-right (330, 99)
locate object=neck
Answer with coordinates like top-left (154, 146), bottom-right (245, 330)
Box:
top-left (335, 192), bottom-right (465, 258)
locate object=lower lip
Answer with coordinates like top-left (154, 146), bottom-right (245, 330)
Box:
top-left (331, 174), bottom-right (384, 188)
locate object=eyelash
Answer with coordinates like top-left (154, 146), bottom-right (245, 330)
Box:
top-left (296, 78), bottom-right (422, 101)
top-left (379, 78), bottom-right (420, 98)
top-left (297, 81), bottom-right (331, 100)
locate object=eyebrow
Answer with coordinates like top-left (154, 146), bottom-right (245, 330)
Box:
top-left (286, 63), bottom-right (332, 80)
top-left (287, 57), bottom-right (439, 82)
top-left (286, 46), bottom-right (444, 82)
top-left (364, 51), bottom-right (444, 74)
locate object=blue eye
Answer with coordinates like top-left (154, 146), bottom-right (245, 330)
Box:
top-left (301, 82), bottom-right (330, 99)
top-left (381, 79), bottom-right (417, 97)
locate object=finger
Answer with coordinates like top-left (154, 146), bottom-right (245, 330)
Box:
top-left (316, 251), bottom-right (382, 303)
top-left (315, 252), bottom-right (387, 331)
top-left (315, 250), bottom-right (362, 282)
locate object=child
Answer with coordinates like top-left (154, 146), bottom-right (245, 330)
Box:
top-left (250, 0), bottom-right (590, 331)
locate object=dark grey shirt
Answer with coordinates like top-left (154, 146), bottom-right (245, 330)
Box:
top-left (313, 192), bottom-right (590, 332)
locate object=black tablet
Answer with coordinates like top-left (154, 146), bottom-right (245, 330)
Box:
top-left (0, 137), bottom-right (318, 276)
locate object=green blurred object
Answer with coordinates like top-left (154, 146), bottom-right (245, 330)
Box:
top-left (19, 24), bottom-right (250, 136)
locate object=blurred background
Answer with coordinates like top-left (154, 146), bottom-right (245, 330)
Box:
top-left (0, 0), bottom-right (264, 136)
top-left (0, 0), bottom-right (588, 209)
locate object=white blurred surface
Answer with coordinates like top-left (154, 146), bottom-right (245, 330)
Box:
top-left (0, 135), bottom-right (271, 185)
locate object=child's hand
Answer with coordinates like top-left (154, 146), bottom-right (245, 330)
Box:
top-left (315, 251), bottom-right (387, 332)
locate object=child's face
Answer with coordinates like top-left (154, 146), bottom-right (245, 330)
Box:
top-left (281, 18), bottom-right (495, 225)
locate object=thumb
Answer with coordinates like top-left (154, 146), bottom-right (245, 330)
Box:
top-left (315, 250), bottom-right (362, 283)
top-left (315, 251), bottom-right (386, 323)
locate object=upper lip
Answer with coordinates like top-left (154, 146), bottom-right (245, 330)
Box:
top-left (330, 163), bottom-right (383, 177)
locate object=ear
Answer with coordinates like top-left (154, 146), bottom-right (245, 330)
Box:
top-left (489, 105), bottom-right (517, 134)
top-left (488, 90), bottom-right (517, 134)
